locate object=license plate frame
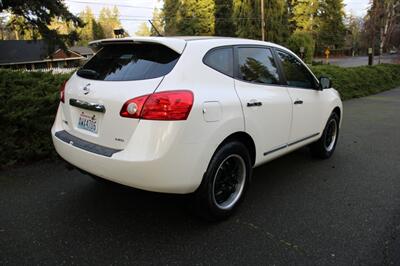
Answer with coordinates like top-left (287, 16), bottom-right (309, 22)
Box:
top-left (77, 112), bottom-right (98, 134)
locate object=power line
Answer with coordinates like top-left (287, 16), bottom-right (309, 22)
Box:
top-left (65, 0), bottom-right (154, 10)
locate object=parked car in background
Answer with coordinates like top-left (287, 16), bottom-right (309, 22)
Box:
top-left (52, 36), bottom-right (342, 220)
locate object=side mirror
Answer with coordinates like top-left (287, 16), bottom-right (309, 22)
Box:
top-left (319, 76), bottom-right (332, 90)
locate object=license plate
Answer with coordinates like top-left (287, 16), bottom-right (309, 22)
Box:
top-left (78, 112), bottom-right (98, 133)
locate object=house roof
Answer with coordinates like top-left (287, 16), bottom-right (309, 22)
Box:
top-left (0, 40), bottom-right (86, 65)
top-left (0, 40), bottom-right (50, 65)
top-left (70, 46), bottom-right (94, 56)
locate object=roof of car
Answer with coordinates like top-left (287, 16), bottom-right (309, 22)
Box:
top-left (89, 36), bottom-right (286, 54)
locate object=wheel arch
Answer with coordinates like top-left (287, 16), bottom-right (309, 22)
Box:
top-left (332, 106), bottom-right (341, 122)
top-left (217, 131), bottom-right (256, 167)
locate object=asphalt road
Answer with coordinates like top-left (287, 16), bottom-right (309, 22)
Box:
top-left (315, 53), bottom-right (399, 67)
top-left (1, 89), bottom-right (400, 265)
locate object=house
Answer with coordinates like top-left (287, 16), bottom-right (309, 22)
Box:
top-left (0, 40), bottom-right (94, 70)
top-left (70, 46), bottom-right (94, 60)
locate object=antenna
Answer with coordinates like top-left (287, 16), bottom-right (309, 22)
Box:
top-left (148, 20), bottom-right (163, 37)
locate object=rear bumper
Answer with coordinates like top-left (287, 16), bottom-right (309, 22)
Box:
top-left (51, 111), bottom-right (210, 194)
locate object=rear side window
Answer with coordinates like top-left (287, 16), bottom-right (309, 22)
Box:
top-left (276, 50), bottom-right (316, 89)
top-left (237, 47), bottom-right (280, 84)
top-left (77, 43), bottom-right (180, 81)
top-left (203, 47), bottom-right (233, 77)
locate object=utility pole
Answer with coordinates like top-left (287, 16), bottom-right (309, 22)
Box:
top-left (261, 0), bottom-right (265, 41)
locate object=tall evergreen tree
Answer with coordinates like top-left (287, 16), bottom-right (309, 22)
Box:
top-left (290, 0), bottom-right (319, 33)
top-left (177, 0), bottom-right (215, 35)
top-left (233, 0), bottom-right (289, 43)
top-left (150, 8), bottom-right (165, 36)
top-left (317, 0), bottom-right (346, 49)
top-left (163, 0), bottom-right (181, 35)
top-left (214, 0), bottom-right (235, 36)
top-left (98, 6), bottom-right (122, 38)
top-left (265, 0), bottom-right (290, 43)
top-left (233, 0), bottom-right (260, 39)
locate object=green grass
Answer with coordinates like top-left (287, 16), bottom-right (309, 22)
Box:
top-left (1, 64), bottom-right (400, 168)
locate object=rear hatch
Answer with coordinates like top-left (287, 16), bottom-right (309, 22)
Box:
top-left (61, 41), bottom-right (182, 150)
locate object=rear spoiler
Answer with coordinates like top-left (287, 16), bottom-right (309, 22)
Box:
top-left (89, 37), bottom-right (187, 54)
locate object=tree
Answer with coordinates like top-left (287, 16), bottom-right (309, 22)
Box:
top-left (316, 0), bottom-right (346, 49)
top-left (98, 6), bottom-right (122, 38)
top-left (163, 0), bottom-right (181, 35)
top-left (77, 7), bottom-right (104, 45)
top-left (345, 14), bottom-right (363, 55)
top-left (7, 15), bottom-right (41, 40)
top-left (150, 8), bottom-right (165, 36)
top-left (264, 0), bottom-right (290, 43)
top-left (286, 31), bottom-right (315, 62)
top-left (177, 0), bottom-right (215, 35)
top-left (233, 0), bottom-right (260, 39)
top-left (214, 0), bottom-right (235, 36)
top-left (290, 0), bottom-right (319, 33)
top-left (0, 0), bottom-right (83, 50)
top-left (233, 0), bottom-right (289, 43)
top-left (135, 22), bottom-right (151, 36)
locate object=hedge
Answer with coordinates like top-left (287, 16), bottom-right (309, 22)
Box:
top-left (1, 64), bottom-right (400, 168)
top-left (310, 64), bottom-right (400, 100)
top-left (0, 70), bottom-right (71, 168)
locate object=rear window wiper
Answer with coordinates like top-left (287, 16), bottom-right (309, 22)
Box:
top-left (77, 69), bottom-right (100, 79)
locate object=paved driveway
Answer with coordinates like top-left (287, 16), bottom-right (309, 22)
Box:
top-left (1, 89), bottom-right (400, 265)
top-left (315, 54), bottom-right (399, 67)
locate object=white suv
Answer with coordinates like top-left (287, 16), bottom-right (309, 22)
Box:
top-left (52, 36), bottom-right (342, 220)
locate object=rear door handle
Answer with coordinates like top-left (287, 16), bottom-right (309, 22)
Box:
top-left (294, 99), bottom-right (303, 105)
top-left (70, 98), bottom-right (106, 113)
top-left (247, 101), bottom-right (262, 107)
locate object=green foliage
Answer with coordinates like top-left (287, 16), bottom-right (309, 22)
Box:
top-left (135, 22), bottom-right (151, 36)
top-left (150, 8), bottom-right (164, 36)
top-left (0, 70), bottom-right (71, 168)
top-left (177, 0), bottom-right (215, 35)
top-left (316, 0), bottom-right (346, 49)
top-left (77, 7), bottom-right (105, 46)
top-left (290, 0), bottom-right (319, 33)
top-left (264, 0), bottom-right (290, 44)
top-left (1, 0), bottom-right (83, 51)
top-left (163, 0), bottom-right (181, 35)
top-left (286, 32), bottom-right (315, 63)
top-left (311, 64), bottom-right (400, 100)
top-left (98, 6), bottom-right (122, 38)
top-left (233, 0), bottom-right (260, 39)
top-left (233, 0), bottom-right (289, 43)
top-left (1, 65), bottom-right (400, 168)
top-left (214, 0), bottom-right (236, 36)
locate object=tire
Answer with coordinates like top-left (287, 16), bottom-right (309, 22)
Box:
top-left (193, 141), bottom-right (252, 221)
top-left (310, 112), bottom-right (340, 159)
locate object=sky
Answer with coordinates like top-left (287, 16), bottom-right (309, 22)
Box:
top-left (65, 0), bottom-right (370, 35)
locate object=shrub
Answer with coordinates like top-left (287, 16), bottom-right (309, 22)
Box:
top-left (286, 32), bottom-right (315, 63)
top-left (1, 64), bottom-right (400, 168)
top-left (0, 70), bottom-right (72, 168)
top-left (310, 64), bottom-right (400, 100)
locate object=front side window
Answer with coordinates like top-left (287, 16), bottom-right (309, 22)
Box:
top-left (276, 50), bottom-right (316, 89)
top-left (77, 43), bottom-right (180, 81)
top-left (203, 47), bottom-right (234, 77)
top-left (237, 47), bottom-right (280, 85)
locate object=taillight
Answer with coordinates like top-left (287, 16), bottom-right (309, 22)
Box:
top-left (120, 90), bottom-right (194, 121)
top-left (60, 80), bottom-right (67, 103)
top-left (120, 94), bottom-right (149, 118)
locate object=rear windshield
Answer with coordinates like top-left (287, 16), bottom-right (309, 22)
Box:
top-left (77, 43), bottom-right (180, 81)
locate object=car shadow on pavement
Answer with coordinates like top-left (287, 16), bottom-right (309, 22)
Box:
top-left (57, 146), bottom-right (317, 227)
